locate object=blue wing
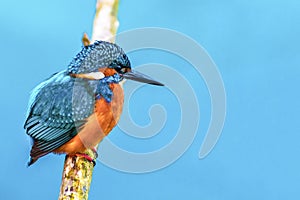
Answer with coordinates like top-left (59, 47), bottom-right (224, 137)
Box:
top-left (24, 70), bottom-right (96, 165)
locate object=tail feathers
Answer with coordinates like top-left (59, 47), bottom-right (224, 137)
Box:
top-left (27, 157), bottom-right (38, 167)
top-left (27, 140), bottom-right (50, 167)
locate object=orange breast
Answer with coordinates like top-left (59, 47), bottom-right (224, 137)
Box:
top-left (94, 83), bottom-right (124, 135)
top-left (54, 83), bottom-right (124, 154)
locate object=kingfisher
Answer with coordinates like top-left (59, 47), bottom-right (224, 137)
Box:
top-left (24, 40), bottom-right (163, 166)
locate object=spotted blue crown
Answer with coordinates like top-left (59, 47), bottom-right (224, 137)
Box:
top-left (67, 41), bottom-right (126, 74)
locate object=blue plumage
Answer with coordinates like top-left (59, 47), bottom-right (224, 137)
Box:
top-left (96, 73), bottom-right (123, 102)
top-left (67, 41), bottom-right (125, 74)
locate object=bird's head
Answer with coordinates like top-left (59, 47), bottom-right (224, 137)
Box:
top-left (68, 41), bottom-right (163, 86)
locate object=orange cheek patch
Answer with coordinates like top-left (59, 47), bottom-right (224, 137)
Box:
top-left (99, 67), bottom-right (117, 76)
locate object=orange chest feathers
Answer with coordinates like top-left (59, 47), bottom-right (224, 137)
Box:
top-left (94, 83), bottom-right (124, 135)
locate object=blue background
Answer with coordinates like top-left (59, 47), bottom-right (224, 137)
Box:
top-left (0, 0), bottom-right (299, 199)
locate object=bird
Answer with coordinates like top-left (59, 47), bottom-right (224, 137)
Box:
top-left (24, 40), bottom-right (163, 166)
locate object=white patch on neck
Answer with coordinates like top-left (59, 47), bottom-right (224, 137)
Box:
top-left (82, 72), bottom-right (105, 80)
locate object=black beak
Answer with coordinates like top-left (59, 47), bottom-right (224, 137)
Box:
top-left (122, 70), bottom-right (164, 86)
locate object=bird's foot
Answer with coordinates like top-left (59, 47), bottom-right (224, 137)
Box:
top-left (75, 153), bottom-right (96, 166)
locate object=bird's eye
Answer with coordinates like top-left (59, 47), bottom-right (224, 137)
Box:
top-left (120, 68), bottom-right (126, 73)
top-left (116, 67), bottom-right (127, 74)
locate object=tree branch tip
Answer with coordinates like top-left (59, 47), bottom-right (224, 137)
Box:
top-left (82, 33), bottom-right (91, 46)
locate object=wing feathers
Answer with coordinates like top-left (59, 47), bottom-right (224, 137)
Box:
top-left (24, 71), bottom-right (96, 164)
top-left (30, 128), bottom-right (77, 158)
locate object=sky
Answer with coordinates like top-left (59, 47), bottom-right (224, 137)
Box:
top-left (1, 0), bottom-right (300, 199)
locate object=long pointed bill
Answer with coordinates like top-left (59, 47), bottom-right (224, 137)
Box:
top-left (122, 70), bottom-right (164, 86)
